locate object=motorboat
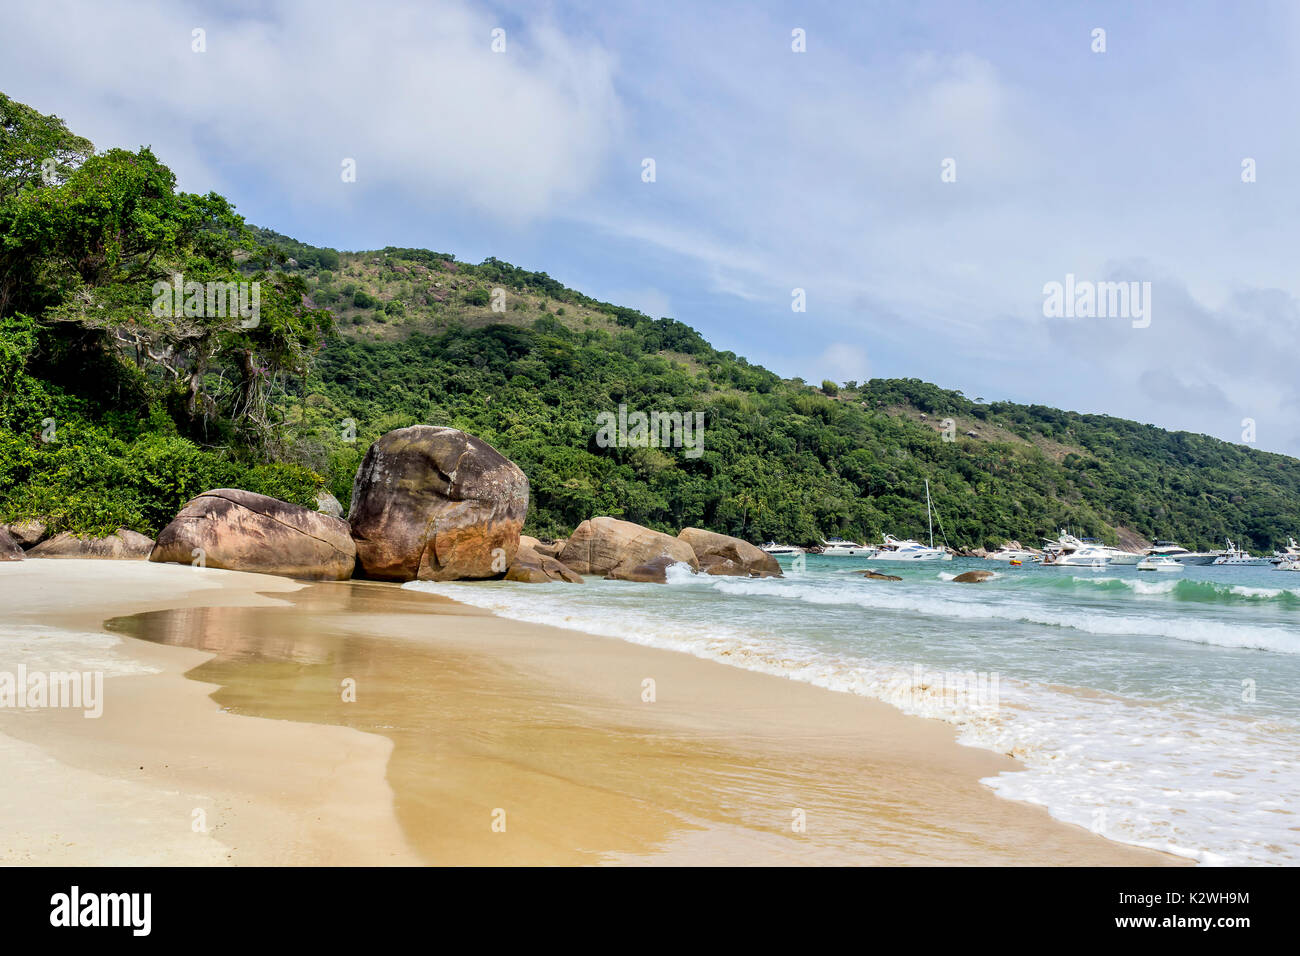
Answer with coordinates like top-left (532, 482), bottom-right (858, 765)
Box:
top-left (1040, 532), bottom-right (1111, 567)
top-left (1067, 535), bottom-right (1140, 565)
top-left (1137, 556), bottom-right (1184, 572)
top-left (866, 534), bottom-right (949, 562)
top-left (985, 546), bottom-right (1039, 562)
top-left (818, 538), bottom-right (877, 557)
top-left (760, 542), bottom-right (804, 556)
top-left (1098, 545), bottom-right (1142, 566)
top-left (1143, 540), bottom-right (1218, 566)
top-left (1054, 550), bottom-right (1110, 569)
top-left (1213, 539), bottom-right (1268, 566)
top-left (866, 480), bottom-right (952, 562)
top-left (1271, 538), bottom-right (1300, 566)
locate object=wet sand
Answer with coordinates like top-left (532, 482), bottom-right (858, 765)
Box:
top-left (0, 560), bottom-right (1186, 865)
top-left (0, 560), bottom-right (417, 865)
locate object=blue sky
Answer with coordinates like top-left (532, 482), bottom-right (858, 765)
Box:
top-left (5, 0), bottom-right (1300, 453)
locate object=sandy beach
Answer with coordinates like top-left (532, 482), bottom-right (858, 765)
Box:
top-left (0, 560), bottom-right (1185, 865)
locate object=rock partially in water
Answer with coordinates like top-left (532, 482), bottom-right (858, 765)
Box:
top-left (558, 516), bottom-right (697, 581)
top-left (605, 553), bottom-right (686, 584)
top-left (677, 527), bottom-right (781, 577)
top-left (855, 569), bottom-right (901, 581)
top-left (506, 544), bottom-right (583, 583)
top-left (698, 553), bottom-right (749, 576)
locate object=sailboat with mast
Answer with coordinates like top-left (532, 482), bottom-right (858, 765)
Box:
top-left (865, 480), bottom-right (952, 562)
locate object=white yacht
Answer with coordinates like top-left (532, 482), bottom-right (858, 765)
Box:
top-left (1271, 538), bottom-right (1300, 566)
top-left (1072, 536), bottom-right (1141, 565)
top-left (1137, 556), bottom-right (1183, 572)
top-left (985, 546), bottom-right (1039, 562)
top-left (1144, 540), bottom-right (1218, 566)
top-left (1099, 544), bottom-right (1142, 566)
top-left (760, 542), bottom-right (804, 556)
top-left (865, 534), bottom-right (949, 562)
top-left (1040, 532), bottom-right (1111, 568)
top-left (818, 538), bottom-right (877, 557)
top-left (1213, 539), bottom-right (1268, 566)
top-left (866, 480), bottom-right (952, 562)
top-left (1101, 549), bottom-right (1141, 566)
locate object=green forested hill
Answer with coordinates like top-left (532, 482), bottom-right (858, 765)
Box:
top-left (2, 92), bottom-right (1297, 553)
top-left (283, 245), bottom-right (1300, 550)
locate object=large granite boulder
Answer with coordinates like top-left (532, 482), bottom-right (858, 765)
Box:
top-left (149, 489), bottom-right (355, 580)
top-left (348, 426), bottom-right (529, 581)
top-left (953, 570), bottom-right (995, 583)
top-left (533, 538), bottom-right (565, 559)
top-left (0, 528), bottom-right (23, 561)
top-left (29, 529), bottom-right (154, 559)
top-left (1, 519), bottom-right (46, 548)
top-left (856, 569), bottom-right (901, 581)
top-left (695, 553), bottom-right (747, 576)
top-left (520, 535), bottom-right (566, 559)
top-left (558, 517), bottom-right (698, 582)
top-left (505, 544), bottom-right (582, 584)
top-left (605, 553), bottom-right (685, 583)
top-left (677, 527), bottom-right (781, 578)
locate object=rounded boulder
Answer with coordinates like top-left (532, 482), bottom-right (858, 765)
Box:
top-left (349, 426), bottom-right (529, 581)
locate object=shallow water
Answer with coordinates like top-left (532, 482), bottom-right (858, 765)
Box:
top-left (408, 556), bottom-right (1300, 865)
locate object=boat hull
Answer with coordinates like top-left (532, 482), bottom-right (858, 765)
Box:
top-left (865, 551), bottom-right (948, 562)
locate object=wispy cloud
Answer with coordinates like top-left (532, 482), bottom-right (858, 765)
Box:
top-left (0, 0), bottom-right (622, 223)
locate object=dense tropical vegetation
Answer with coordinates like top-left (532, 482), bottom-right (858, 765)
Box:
top-left (0, 93), bottom-right (327, 534)
top-left (3, 92), bottom-right (1297, 552)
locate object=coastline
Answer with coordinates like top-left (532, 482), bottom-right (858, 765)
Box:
top-left (0, 560), bottom-right (1186, 865)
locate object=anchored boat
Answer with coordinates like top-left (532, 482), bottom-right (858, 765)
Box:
top-left (866, 480), bottom-right (952, 562)
top-left (760, 541), bottom-right (804, 556)
top-left (1137, 556), bottom-right (1184, 572)
top-left (1143, 540), bottom-right (1218, 566)
top-left (1213, 539), bottom-right (1268, 566)
top-left (818, 538), bottom-right (877, 557)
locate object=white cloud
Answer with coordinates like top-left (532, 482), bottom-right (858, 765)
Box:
top-left (0, 0), bottom-right (622, 223)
